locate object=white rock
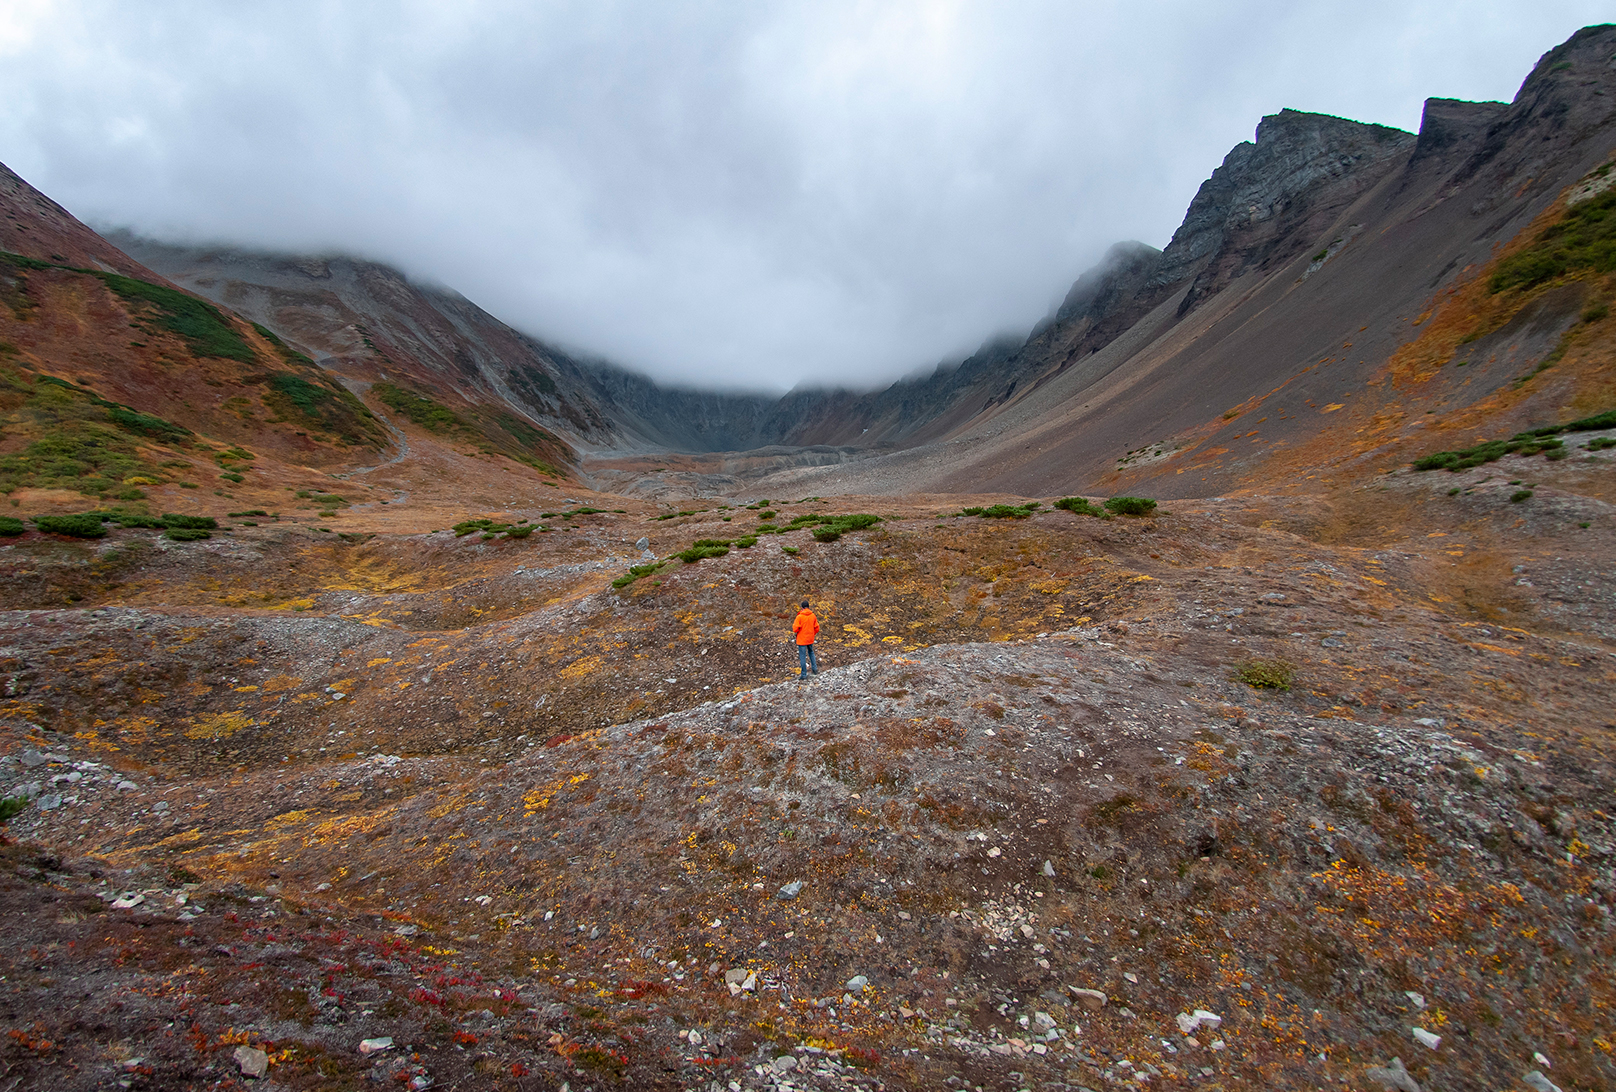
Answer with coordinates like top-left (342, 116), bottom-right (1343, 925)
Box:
top-left (1069, 987), bottom-right (1107, 1010)
top-left (1523, 1071), bottom-right (1563, 1092)
top-left (771, 1055), bottom-right (797, 1073)
top-left (845, 975), bottom-right (868, 991)
top-left (724, 969), bottom-right (749, 986)
top-left (110, 893), bottom-right (144, 909)
top-left (1364, 1056), bottom-right (1421, 1092)
top-left (777, 880), bottom-right (804, 899)
top-left (1192, 1009), bottom-right (1222, 1029)
top-left (1041, 860), bottom-right (1056, 877)
top-left (117, 780), bottom-right (138, 791)
top-left (1176, 1012), bottom-right (1200, 1035)
top-left (741, 971), bottom-right (757, 991)
top-left (232, 1045), bottom-right (268, 1078)
top-left (1404, 991), bottom-right (1425, 1009)
top-left (1034, 1011), bottom-right (1055, 1030)
top-left (359, 1037), bottom-right (394, 1054)
top-left (1412, 1027), bottom-right (1441, 1050)
top-left (1533, 1051), bottom-right (1552, 1068)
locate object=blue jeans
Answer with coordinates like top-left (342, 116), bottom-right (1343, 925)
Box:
top-left (797, 643), bottom-right (818, 677)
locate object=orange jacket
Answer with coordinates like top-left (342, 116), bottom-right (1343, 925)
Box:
top-left (793, 608), bottom-right (819, 645)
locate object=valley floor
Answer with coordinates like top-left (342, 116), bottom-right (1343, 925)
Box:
top-left (1, 451), bottom-right (1613, 1092)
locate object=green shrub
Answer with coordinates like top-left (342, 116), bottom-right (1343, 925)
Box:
top-left (161, 513), bottom-right (218, 530)
top-left (1510, 489), bottom-right (1534, 503)
top-left (251, 322), bottom-right (315, 365)
top-left (782, 545), bottom-right (800, 555)
top-left (1408, 411), bottom-right (1616, 470)
top-left (676, 543), bottom-right (729, 563)
top-left (228, 509), bottom-right (268, 517)
top-left (733, 535), bottom-right (758, 548)
top-left (1235, 659), bottom-right (1295, 690)
top-left (220, 472), bottom-right (244, 483)
top-left (611, 561), bottom-right (666, 589)
top-left (0, 796), bottom-right (27, 823)
top-left (757, 509), bottom-right (776, 519)
top-left (105, 405), bottom-right (192, 444)
top-left (1104, 496), bottom-right (1158, 516)
top-left (453, 517), bottom-right (512, 537)
top-left (1489, 186), bottom-right (1616, 293)
top-left (1587, 437), bottom-right (1616, 451)
top-left (165, 527), bottom-right (211, 541)
top-left (33, 513), bottom-right (106, 538)
top-left (0, 516), bottom-right (24, 535)
top-left (94, 272), bottom-right (256, 362)
top-left (505, 524), bottom-right (534, 539)
top-left (1054, 496), bottom-right (1111, 518)
top-left (1583, 301), bottom-right (1610, 323)
top-left (808, 513), bottom-right (882, 541)
top-left (373, 382), bottom-right (463, 433)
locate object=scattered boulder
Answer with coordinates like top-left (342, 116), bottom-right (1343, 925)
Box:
top-left (845, 974), bottom-right (869, 992)
top-left (232, 1045), bottom-right (268, 1078)
top-left (1365, 1057), bottom-right (1421, 1092)
top-left (777, 880), bottom-right (804, 899)
top-left (1412, 1027), bottom-right (1441, 1050)
top-left (1524, 1071), bottom-right (1563, 1092)
top-left (1070, 987), bottom-right (1107, 1010)
top-left (359, 1037), bottom-right (394, 1055)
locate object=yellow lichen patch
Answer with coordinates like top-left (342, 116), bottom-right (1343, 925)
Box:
top-left (265, 809), bottom-right (315, 831)
top-left (183, 710), bottom-right (256, 740)
top-left (272, 597), bottom-right (316, 611)
top-left (524, 773), bottom-right (593, 813)
top-left (1030, 578), bottom-right (1069, 595)
top-left (261, 674), bottom-right (302, 692)
top-left (560, 655), bottom-right (604, 681)
top-left (842, 624), bottom-right (872, 648)
top-left (108, 715), bottom-right (158, 745)
top-left (367, 658), bottom-right (392, 668)
top-left (233, 685), bottom-right (259, 692)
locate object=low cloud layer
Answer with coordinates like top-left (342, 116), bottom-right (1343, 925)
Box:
top-left (1, 1), bottom-right (1606, 390)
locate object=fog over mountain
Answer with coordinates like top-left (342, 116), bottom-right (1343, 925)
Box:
top-left (1, 1), bottom-right (1608, 389)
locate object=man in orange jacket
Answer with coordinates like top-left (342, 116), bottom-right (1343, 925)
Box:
top-left (792, 599), bottom-right (819, 680)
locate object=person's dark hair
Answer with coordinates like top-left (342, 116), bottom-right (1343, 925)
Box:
top-left (800, 600), bottom-right (809, 608)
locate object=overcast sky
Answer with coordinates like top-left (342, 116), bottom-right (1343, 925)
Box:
top-left (1, 2), bottom-right (1607, 391)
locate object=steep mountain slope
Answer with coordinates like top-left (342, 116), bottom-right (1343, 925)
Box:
top-left (758, 24), bottom-right (1616, 500)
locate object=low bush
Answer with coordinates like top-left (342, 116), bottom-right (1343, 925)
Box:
top-left (1104, 496), bottom-right (1158, 516)
top-left (1235, 659), bottom-right (1295, 691)
top-left (0, 796), bottom-right (28, 823)
top-left (161, 513), bottom-right (218, 530)
top-left (967, 504), bottom-right (1036, 519)
top-left (1489, 186), bottom-right (1616, 293)
top-left (33, 513), bottom-right (105, 538)
top-left (1054, 496), bottom-right (1110, 518)
top-left (165, 527), bottom-right (211, 541)
top-left (0, 516), bottom-right (24, 536)
top-left (1510, 489), bottom-right (1534, 503)
top-left (611, 561), bottom-right (666, 590)
top-left (675, 543), bottom-right (729, 563)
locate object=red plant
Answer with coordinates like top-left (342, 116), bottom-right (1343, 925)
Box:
top-left (452, 1031), bottom-right (478, 1046)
